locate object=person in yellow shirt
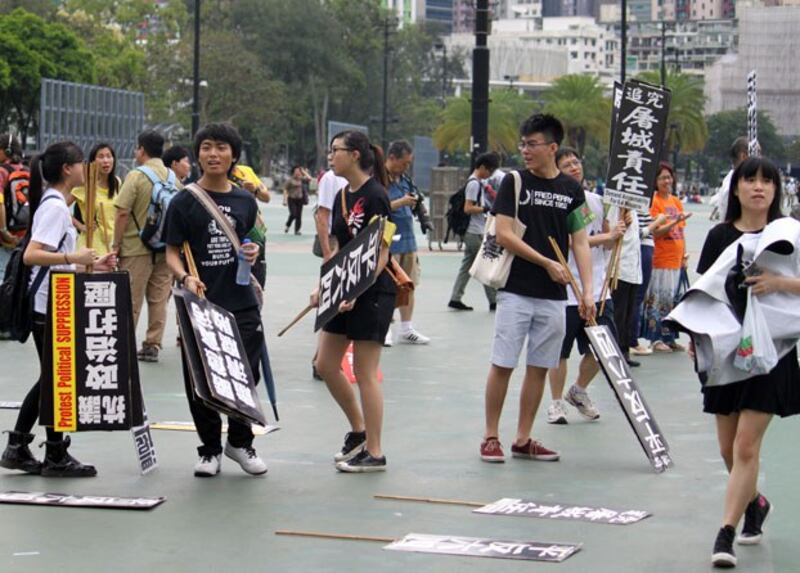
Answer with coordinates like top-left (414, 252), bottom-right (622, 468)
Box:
top-left (68, 143), bottom-right (120, 256)
top-left (230, 164), bottom-right (270, 286)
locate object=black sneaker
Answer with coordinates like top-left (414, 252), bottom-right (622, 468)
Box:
top-left (712, 525), bottom-right (737, 568)
top-left (40, 436), bottom-right (97, 478)
top-left (448, 300), bottom-right (473, 311)
top-left (739, 494), bottom-right (772, 545)
top-left (333, 431), bottom-right (366, 463)
top-left (0, 431), bottom-right (42, 474)
top-left (335, 449), bottom-right (386, 473)
top-left (137, 345), bottom-right (159, 363)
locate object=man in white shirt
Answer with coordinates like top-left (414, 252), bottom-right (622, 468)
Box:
top-left (712, 137), bottom-right (748, 221)
top-left (314, 168), bottom-right (348, 260)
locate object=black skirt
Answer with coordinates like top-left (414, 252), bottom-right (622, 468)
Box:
top-left (703, 347), bottom-right (800, 417)
top-left (322, 287), bottom-right (395, 343)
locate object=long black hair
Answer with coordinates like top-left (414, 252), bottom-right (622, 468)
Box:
top-left (330, 130), bottom-right (388, 188)
top-left (29, 141), bottom-right (84, 218)
top-left (725, 156), bottom-right (783, 224)
top-left (88, 142), bottom-right (119, 199)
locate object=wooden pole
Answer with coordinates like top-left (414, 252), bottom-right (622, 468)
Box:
top-left (275, 530), bottom-right (395, 544)
top-left (182, 240), bottom-right (204, 298)
top-left (83, 162), bottom-right (98, 273)
top-left (277, 304), bottom-right (314, 337)
top-left (548, 236), bottom-right (597, 327)
top-left (374, 494), bottom-right (485, 508)
top-left (599, 208), bottom-right (628, 316)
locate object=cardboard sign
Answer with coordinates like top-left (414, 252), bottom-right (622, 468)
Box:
top-left (0, 491), bottom-right (165, 510)
top-left (314, 217), bottom-right (385, 332)
top-left (174, 288), bottom-right (267, 427)
top-left (341, 342), bottom-right (383, 385)
top-left (0, 401), bottom-right (22, 409)
top-left (40, 272), bottom-right (144, 432)
top-left (385, 533), bottom-right (581, 563)
top-left (474, 498), bottom-right (650, 525)
top-left (604, 80), bottom-right (671, 211)
top-left (585, 325), bottom-right (673, 472)
top-left (150, 421), bottom-right (279, 436)
top-left (132, 417), bottom-right (157, 476)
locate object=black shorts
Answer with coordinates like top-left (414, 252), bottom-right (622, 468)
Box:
top-left (323, 288), bottom-right (395, 343)
top-left (560, 300), bottom-right (617, 359)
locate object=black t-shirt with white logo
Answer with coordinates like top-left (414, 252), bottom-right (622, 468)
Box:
top-left (493, 169), bottom-right (591, 300)
top-left (330, 177), bottom-right (395, 295)
top-left (165, 185), bottom-right (258, 312)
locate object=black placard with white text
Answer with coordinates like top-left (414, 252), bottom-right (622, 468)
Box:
top-left (385, 533), bottom-right (581, 563)
top-left (474, 498), bottom-right (650, 525)
top-left (0, 491), bottom-right (164, 510)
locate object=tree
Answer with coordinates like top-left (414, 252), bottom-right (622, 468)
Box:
top-left (542, 74), bottom-right (611, 155)
top-left (637, 70), bottom-right (707, 158)
top-left (0, 8), bottom-right (96, 141)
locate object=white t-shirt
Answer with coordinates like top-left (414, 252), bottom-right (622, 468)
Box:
top-left (568, 191), bottom-right (609, 305)
top-left (29, 189), bottom-right (77, 314)
top-left (716, 168), bottom-right (734, 221)
top-left (465, 177), bottom-right (487, 235)
top-left (608, 207), bottom-right (642, 285)
top-left (316, 169), bottom-right (348, 229)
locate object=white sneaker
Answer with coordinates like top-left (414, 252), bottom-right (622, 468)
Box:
top-left (565, 384), bottom-right (600, 420)
top-left (630, 344), bottom-right (653, 356)
top-left (546, 400), bottom-right (568, 425)
top-left (399, 328), bottom-right (430, 345)
top-left (224, 442), bottom-right (268, 475)
top-left (384, 329), bottom-right (393, 347)
top-left (194, 454), bottom-right (221, 477)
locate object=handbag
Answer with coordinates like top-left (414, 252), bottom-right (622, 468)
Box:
top-left (469, 171), bottom-right (527, 289)
top-left (185, 183), bottom-right (264, 308)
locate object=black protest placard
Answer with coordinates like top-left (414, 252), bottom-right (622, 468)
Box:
top-left (40, 272), bottom-right (144, 432)
top-left (0, 491), bottom-right (165, 510)
top-left (604, 80), bottom-right (671, 211)
top-left (609, 80), bottom-right (624, 143)
top-left (174, 288), bottom-right (267, 427)
top-left (585, 325), bottom-right (673, 472)
top-left (314, 217), bottom-right (385, 332)
top-left (747, 70), bottom-right (759, 156)
top-left (474, 498), bottom-right (650, 525)
top-left (0, 402), bottom-right (21, 409)
top-left (385, 533), bottom-right (581, 563)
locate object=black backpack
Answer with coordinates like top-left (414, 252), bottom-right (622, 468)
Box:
top-left (444, 176), bottom-right (482, 243)
top-left (0, 195), bottom-right (66, 343)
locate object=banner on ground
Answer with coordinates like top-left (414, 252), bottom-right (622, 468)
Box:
top-left (385, 533), bottom-right (581, 563)
top-left (40, 272), bottom-right (145, 432)
top-left (586, 325), bottom-right (673, 472)
top-left (314, 217), bottom-right (385, 332)
top-left (474, 498), bottom-right (650, 525)
top-left (174, 288), bottom-right (267, 427)
top-left (604, 80), bottom-right (671, 211)
top-left (0, 491), bottom-right (164, 510)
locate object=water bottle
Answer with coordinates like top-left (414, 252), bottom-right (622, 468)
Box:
top-left (236, 238), bottom-right (252, 286)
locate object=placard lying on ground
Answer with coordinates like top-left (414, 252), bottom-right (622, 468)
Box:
top-left (0, 491), bottom-right (165, 510)
top-left (150, 421), bottom-right (279, 436)
top-left (315, 217), bottom-right (385, 332)
top-left (0, 401), bottom-right (22, 409)
top-left (40, 272), bottom-right (145, 432)
top-left (585, 325), bottom-right (673, 472)
top-left (385, 533), bottom-right (580, 563)
top-left (174, 288), bottom-right (267, 427)
top-left (474, 498), bottom-right (650, 525)
top-left (604, 80), bottom-right (671, 211)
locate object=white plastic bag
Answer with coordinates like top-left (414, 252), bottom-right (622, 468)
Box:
top-left (733, 288), bottom-right (778, 375)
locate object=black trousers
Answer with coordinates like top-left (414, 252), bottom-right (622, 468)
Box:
top-left (15, 312), bottom-right (62, 441)
top-left (181, 306), bottom-right (264, 456)
top-left (612, 280), bottom-right (638, 357)
top-left (285, 198), bottom-right (304, 232)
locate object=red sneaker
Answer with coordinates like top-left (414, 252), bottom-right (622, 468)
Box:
top-left (511, 439), bottom-right (560, 461)
top-left (480, 437), bottom-right (505, 463)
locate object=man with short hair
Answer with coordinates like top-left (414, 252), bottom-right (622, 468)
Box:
top-left (448, 152), bottom-right (500, 311)
top-left (162, 146), bottom-right (192, 183)
top-left (385, 139), bottom-right (429, 345)
top-left (113, 130), bottom-right (178, 363)
top-left (480, 114), bottom-right (595, 464)
top-left (712, 137), bottom-right (749, 221)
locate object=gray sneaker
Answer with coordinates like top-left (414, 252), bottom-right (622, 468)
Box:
top-left (546, 400), bottom-right (568, 425)
top-left (565, 384), bottom-right (600, 420)
top-left (137, 345), bottom-right (159, 363)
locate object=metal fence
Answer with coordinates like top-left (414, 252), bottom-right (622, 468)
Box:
top-left (38, 79), bottom-right (145, 174)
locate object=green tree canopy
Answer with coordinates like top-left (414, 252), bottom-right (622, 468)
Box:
top-left (542, 74), bottom-right (611, 155)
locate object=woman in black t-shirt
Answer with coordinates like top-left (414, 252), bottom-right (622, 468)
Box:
top-left (694, 158), bottom-right (800, 568)
top-left (311, 131), bottom-right (395, 473)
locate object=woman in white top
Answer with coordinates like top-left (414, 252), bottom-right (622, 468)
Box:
top-left (0, 141), bottom-right (115, 478)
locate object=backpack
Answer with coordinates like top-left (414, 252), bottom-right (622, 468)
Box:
top-left (0, 195), bottom-right (66, 343)
top-left (134, 166), bottom-right (178, 252)
top-left (444, 176), bottom-right (482, 243)
top-left (2, 164), bottom-right (31, 231)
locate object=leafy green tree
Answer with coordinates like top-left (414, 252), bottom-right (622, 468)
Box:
top-left (542, 74), bottom-right (611, 155)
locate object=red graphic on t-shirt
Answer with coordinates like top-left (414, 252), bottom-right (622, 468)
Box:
top-left (348, 197), bottom-right (366, 233)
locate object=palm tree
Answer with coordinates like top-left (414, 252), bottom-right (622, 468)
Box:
top-left (433, 89), bottom-right (537, 155)
top-left (542, 74), bottom-right (611, 155)
top-left (637, 70), bottom-right (707, 158)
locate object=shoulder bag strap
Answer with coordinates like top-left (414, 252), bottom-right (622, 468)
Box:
top-left (511, 171), bottom-right (522, 219)
top-left (186, 183), bottom-right (242, 253)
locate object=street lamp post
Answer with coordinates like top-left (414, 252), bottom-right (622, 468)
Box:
top-left (191, 0), bottom-right (201, 137)
top-left (471, 0), bottom-right (490, 167)
top-left (620, 0), bottom-right (628, 82)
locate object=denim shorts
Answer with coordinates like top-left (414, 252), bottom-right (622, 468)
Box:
top-left (491, 291), bottom-right (566, 369)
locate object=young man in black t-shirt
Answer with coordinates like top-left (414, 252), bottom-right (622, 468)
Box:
top-left (480, 114), bottom-right (595, 464)
top-left (164, 123), bottom-right (265, 478)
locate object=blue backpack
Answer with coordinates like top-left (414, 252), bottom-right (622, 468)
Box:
top-left (135, 166), bottom-right (178, 252)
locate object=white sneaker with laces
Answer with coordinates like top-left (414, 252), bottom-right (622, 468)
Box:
top-left (546, 400), bottom-right (568, 424)
top-left (399, 328), bottom-right (430, 345)
top-left (224, 442), bottom-right (268, 475)
top-left (384, 329), bottom-right (393, 347)
top-left (194, 454), bottom-right (221, 477)
top-left (565, 384), bottom-right (600, 420)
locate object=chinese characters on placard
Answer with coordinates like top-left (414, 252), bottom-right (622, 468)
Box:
top-left (386, 533), bottom-right (580, 563)
top-left (474, 498), bottom-right (650, 525)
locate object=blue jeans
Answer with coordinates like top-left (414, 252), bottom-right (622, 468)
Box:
top-left (630, 244), bottom-right (653, 343)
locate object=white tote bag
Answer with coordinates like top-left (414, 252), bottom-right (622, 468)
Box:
top-left (469, 171), bottom-right (527, 289)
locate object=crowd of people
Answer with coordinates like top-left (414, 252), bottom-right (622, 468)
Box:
top-left (0, 112), bottom-right (797, 569)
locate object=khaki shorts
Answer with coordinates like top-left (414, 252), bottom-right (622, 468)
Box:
top-left (395, 252), bottom-right (421, 286)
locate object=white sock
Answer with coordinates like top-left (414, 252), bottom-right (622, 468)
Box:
top-left (400, 321), bottom-right (413, 334)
